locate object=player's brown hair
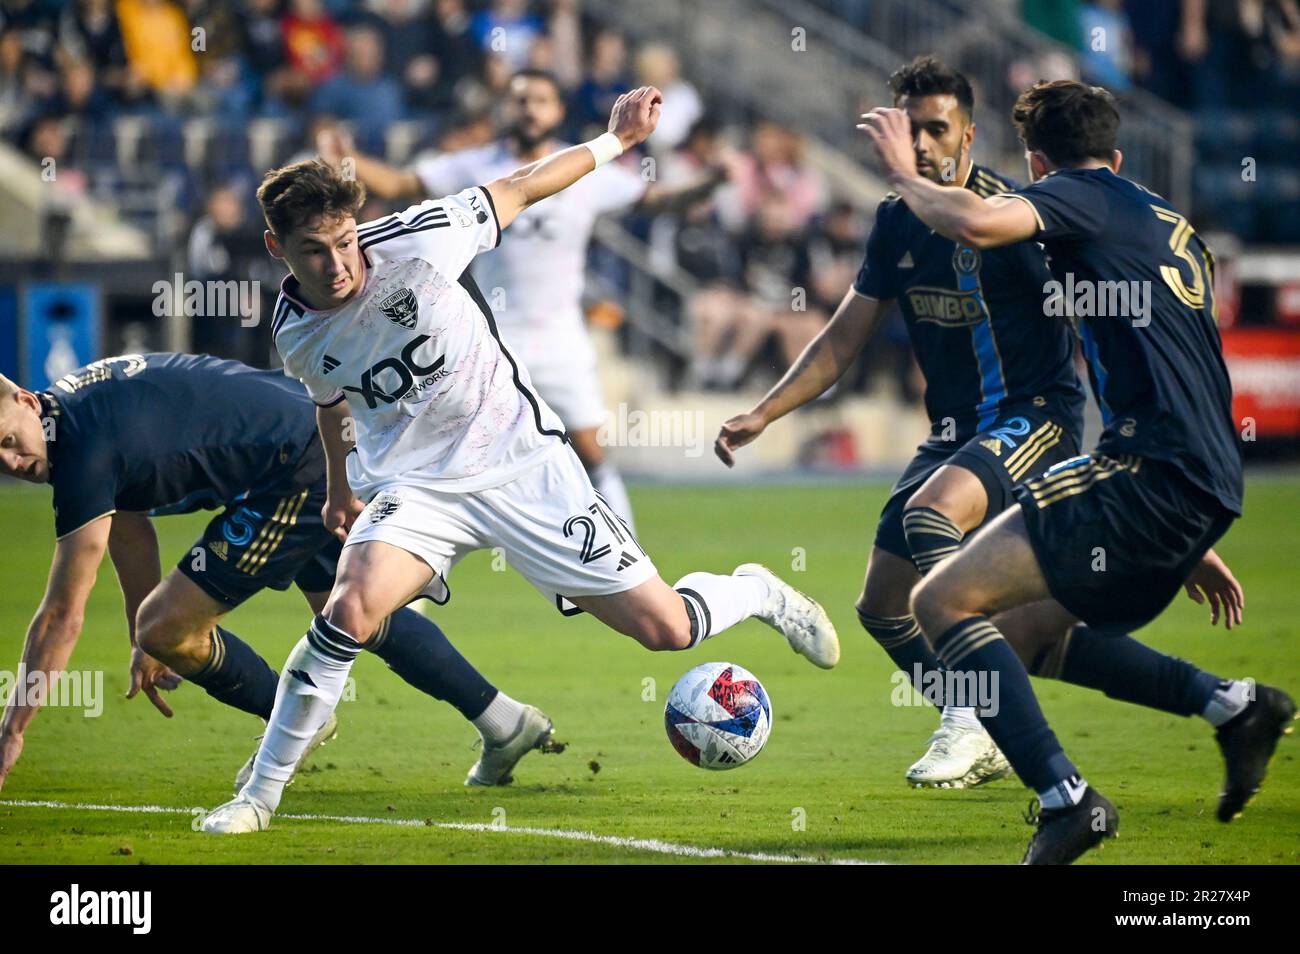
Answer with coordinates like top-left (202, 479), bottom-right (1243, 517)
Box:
top-left (1011, 80), bottom-right (1120, 167)
top-left (256, 158), bottom-right (367, 239)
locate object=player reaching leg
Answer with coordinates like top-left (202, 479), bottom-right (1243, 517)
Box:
top-left (199, 86), bottom-right (837, 833)
top-left (860, 79), bottom-right (1294, 863)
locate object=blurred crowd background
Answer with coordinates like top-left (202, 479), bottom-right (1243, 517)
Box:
top-left (1, 0), bottom-right (1297, 469)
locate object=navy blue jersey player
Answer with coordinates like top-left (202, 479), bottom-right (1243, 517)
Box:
top-left (862, 78), bottom-right (1294, 863)
top-left (0, 353), bottom-right (557, 793)
top-left (718, 58), bottom-right (1084, 790)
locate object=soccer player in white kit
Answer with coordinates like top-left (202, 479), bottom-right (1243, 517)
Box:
top-left (321, 69), bottom-right (729, 530)
top-left (201, 87), bottom-right (838, 833)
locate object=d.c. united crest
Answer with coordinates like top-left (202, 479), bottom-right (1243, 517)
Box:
top-left (379, 288), bottom-right (418, 328)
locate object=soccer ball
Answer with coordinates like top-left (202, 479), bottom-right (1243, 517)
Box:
top-left (664, 662), bottom-right (772, 770)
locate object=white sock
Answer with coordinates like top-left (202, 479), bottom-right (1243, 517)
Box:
top-left (240, 616), bottom-right (361, 813)
top-left (1202, 679), bottom-right (1253, 727)
top-left (942, 705), bottom-right (982, 730)
top-left (589, 462), bottom-right (636, 534)
top-left (674, 571), bottom-right (769, 647)
top-left (473, 690), bottom-right (526, 744)
top-left (1037, 774), bottom-right (1089, 810)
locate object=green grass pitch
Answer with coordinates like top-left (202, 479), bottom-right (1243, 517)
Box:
top-left (0, 479), bottom-right (1296, 864)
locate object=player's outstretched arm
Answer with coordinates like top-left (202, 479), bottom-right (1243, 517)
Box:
top-left (715, 288), bottom-right (886, 467)
top-left (858, 107), bottom-right (1038, 248)
top-left (316, 399), bottom-right (364, 542)
top-left (0, 516), bottom-right (111, 790)
top-left (317, 127), bottom-right (424, 201)
top-left (485, 85), bottom-right (662, 230)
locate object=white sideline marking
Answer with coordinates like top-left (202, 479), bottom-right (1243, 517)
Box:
top-left (0, 798), bottom-right (881, 865)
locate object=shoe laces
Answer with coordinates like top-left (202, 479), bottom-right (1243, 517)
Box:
top-left (1023, 797), bottom-right (1042, 827)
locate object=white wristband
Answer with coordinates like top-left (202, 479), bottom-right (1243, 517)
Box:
top-left (587, 132), bottom-right (625, 167)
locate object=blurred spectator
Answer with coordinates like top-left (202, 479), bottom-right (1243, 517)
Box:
top-left (570, 27), bottom-right (628, 139)
top-left (238, 0), bottom-right (287, 82)
top-left (46, 56), bottom-right (111, 122)
top-left (22, 113), bottom-right (88, 194)
top-left (115, 0), bottom-right (198, 101)
top-left (635, 43), bottom-right (703, 153)
top-left (58, 0), bottom-right (129, 98)
top-left (366, 0), bottom-right (443, 112)
top-left (724, 123), bottom-right (827, 234)
top-left (187, 182), bottom-right (271, 364)
top-left (309, 24), bottom-right (404, 145)
top-left (739, 195), bottom-right (825, 373)
top-left (1079, 0), bottom-right (1135, 91)
top-left (0, 27), bottom-right (36, 134)
top-left (470, 0), bottom-right (545, 72)
top-left (806, 200), bottom-right (865, 316)
top-left (420, 0), bottom-right (486, 112)
top-left (281, 0), bottom-right (344, 96)
top-left (1123, 0), bottom-right (1185, 103)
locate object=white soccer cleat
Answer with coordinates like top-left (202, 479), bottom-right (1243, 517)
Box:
top-left (906, 710), bottom-right (1013, 788)
top-left (734, 563), bottom-right (840, 669)
top-left (234, 711), bottom-right (339, 790)
top-left (465, 706), bottom-right (561, 787)
top-left (200, 794), bottom-right (272, 834)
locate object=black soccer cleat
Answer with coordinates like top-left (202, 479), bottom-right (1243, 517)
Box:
top-left (1215, 684), bottom-right (1296, 823)
top-left (1020, 787), bottom-right (1118, 865)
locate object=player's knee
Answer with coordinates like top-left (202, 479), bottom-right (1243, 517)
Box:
top-left (134, 602), bottom-right (188, 659)
top-left (630, 610), bottom-right (692, 652)
top-left (322, 589), bottom-right (379, 645)
top-left (909, 573), bottom-right (951, 631)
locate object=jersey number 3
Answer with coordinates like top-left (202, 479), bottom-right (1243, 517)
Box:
top-left (1151, 205), bottom-right (1215, 315)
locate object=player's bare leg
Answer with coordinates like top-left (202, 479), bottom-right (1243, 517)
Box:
top-left (134, 571), bottom-right (293, 722)
top-left (575, 566), bottom-right (839, 669)
top-left (911, 507), bottom-right (1116, 864)
top-left (570, 426), bottom-right (636, 534)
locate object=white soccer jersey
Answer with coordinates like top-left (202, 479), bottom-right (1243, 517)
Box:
top-left (413, 141), bottom-right (646, 370)
top-left (272, 186), bottom-right (567, 499)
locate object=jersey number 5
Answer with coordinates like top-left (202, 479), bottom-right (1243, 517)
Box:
top-left (1150, 205), bottom-right (1215, 315)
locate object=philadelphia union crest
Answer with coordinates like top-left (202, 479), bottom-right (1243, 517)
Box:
top-left (379, 287), bottom-right (419, 328)
top-left (953, 245), bottom-right (981, 275)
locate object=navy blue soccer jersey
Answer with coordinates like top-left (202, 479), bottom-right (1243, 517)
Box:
top-left (39, 353), bottom-right (324, 538)
top-left (1003, 167), bottom-right (1243, 514)
top-left (854, 164), bottom-right (1084, 437)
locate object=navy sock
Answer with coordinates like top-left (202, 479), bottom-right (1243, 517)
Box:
top-left (856, 606), bottom-right (947, 709)
top-left (368, 607), bottom-right (497, 720)
top-left (901, 506), bottom-right (964, 575)
top-left (188, 626), bottom-right (279, 719)
top-left (933, 616), bottom-right (1078, 792)
top-left (1035, 625), bottom-right (1221, 717)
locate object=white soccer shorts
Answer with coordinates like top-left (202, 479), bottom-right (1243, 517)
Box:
top-left (344, 446), bottom-right (657, 611)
